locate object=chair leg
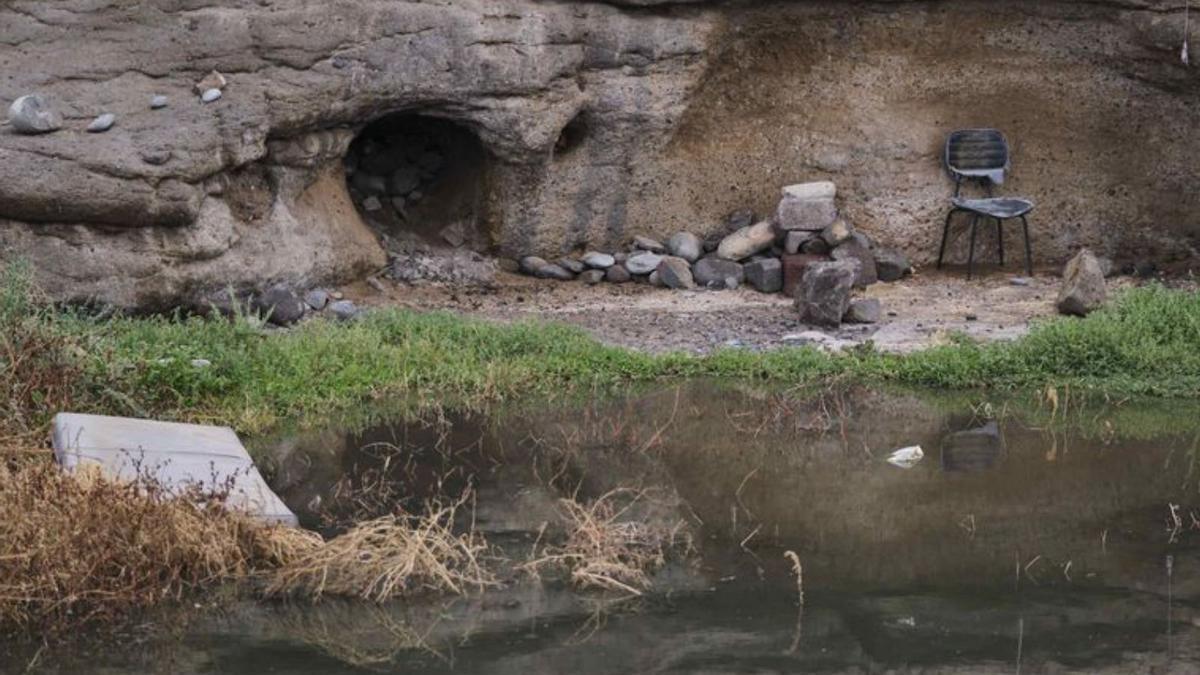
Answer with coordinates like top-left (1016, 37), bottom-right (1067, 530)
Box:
top-left (996, 218), bottom-right (1005, 267)
top-left (967, 214), bottom-right (979, 280)
top-left (1020, 215), bottom-right (1033, 276)
top-left (937, 210), bottom-right (956, 270)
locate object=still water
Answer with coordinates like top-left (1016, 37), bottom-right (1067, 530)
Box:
top-left (9, 383), bottom-right (1200, 673)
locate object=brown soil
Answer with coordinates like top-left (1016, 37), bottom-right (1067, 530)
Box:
top-left (340, 267), bottom-right (1128, 355)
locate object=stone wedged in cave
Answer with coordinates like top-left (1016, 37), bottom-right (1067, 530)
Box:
top-left (0, 0), bottom-right (1196, 309)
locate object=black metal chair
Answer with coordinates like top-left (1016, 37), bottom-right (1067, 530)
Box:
top-left (936, 129), bottom-right (1034, 279)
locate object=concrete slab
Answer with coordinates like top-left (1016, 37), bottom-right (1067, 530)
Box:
top-left (51, 413), bottom-right (297, 526)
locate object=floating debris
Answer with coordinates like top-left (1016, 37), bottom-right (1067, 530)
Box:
top-left (887, 445), bottom-right (924, 469)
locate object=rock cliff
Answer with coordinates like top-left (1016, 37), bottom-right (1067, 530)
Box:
top-left (0, 0), bottom-right (1195, 307)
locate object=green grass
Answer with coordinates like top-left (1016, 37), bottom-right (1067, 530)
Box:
top-left (2, 259), bottom-right (1198, 436)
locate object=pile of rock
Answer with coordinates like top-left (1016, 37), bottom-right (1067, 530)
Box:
top-left (345, 134), bottom-right (444, 220)
top-left (514, 181), bottom-right (911, 328)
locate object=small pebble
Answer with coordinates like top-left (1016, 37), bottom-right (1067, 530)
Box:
top-left (86, 113), bottom-right (115, 133)
top-left (1010, 277), bottom-right (1032, 286)
top-left (190, 359), bottom-right (212, 368)
top-left (150, 95), bottom-right (168, 109)
top-left (965, 313), bottom-right (978, 321)
top-left (201, 88), bottom-right (222, 103)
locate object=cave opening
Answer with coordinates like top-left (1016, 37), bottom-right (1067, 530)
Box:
top-left (344, 114), bottom-right (490, 250)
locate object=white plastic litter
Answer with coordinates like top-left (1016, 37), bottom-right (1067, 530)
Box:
top-left (887, 445), bottom-right (924, 469)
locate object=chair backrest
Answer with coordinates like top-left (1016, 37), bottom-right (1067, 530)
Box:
top-left (945, 129), bottom-right (1010, 189)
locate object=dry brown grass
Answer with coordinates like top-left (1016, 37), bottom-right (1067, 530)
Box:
top-left (0, 458), bottom-right (288, 634)
top-left (0, 456), bottom-right (497, 638)
top-left (523, 489), bottom-right (692, 596)
top-left (264, 494), bottom-right (494, 602)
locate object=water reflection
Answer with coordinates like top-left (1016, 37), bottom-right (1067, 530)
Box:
top-left (8, 383), bottom-right (1200, 674)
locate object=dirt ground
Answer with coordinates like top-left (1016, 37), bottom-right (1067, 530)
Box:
top-left (340, 266), bottom-right (1132, 355)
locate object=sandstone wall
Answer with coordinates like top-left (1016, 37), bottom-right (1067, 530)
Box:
top-left (0, 0), bottom-right (1195, 307)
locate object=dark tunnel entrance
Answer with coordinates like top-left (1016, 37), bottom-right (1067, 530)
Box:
top-left (344, 114), bottom-right (490, 250)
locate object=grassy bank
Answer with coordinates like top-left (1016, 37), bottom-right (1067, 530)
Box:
top-left (3, 266), bottom-right (1198, 440)
top-left (2, 263), bottom-right (1198, 636)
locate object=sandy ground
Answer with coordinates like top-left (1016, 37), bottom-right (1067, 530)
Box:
top-left (339, 265), bottom-right (1125, 355)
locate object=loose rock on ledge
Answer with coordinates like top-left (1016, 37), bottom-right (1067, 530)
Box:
top-left (7, 94), bottom-right (62, 134)
top-left (86, 113), bottom-right (116, 133)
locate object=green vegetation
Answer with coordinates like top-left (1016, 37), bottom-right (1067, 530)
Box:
top-left (1, 262), bottom-right (1198, 439)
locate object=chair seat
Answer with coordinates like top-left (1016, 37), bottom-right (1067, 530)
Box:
top-left (951, 197), bottom-right (1034, 219)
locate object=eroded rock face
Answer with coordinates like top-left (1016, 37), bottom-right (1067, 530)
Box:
top-left (0, 0), bottom-right (1197, 309)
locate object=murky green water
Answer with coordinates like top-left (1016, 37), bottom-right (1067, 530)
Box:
top-left (8, 383), bottom-right (1200, 673)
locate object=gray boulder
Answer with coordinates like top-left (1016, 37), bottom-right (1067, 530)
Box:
top-left (1057, 249), bottom-right (1107, 316)
top-left (844, 298), bottom-right (882, 324)
top-left (582, 251), bottom-right (615, 269)
top-left (556, 257), bottom-right (586, 274)
top-left (580, 269), bottom-right (605, 285)
top-left (519, 255), bottom-right (549, 276)
top-left (744, 258), bottom-right (783, 293)
top-left (605, 264), bottom-right (631, 283)
top-left (831, 240), bottom-right (878, 287)
top-left (625, 251), bottom-right (663, 275)
top-left (304, 288), bottom-right (331, 311)
top-left (328, 299), bottom-right (360, 322)
top-left (717, 221), bottom-right (775, 261)
top-left (657, 256), bottom-right (695, 290)
top-left (775, 182), bottom-right (838, 231)
top-left (150, 95), bottom-right (169, 109)
top-left (821, 218), bottom-right (854, 248)
top-left (201, 88), bottom-right (222, 103)
top-left (694, 256), bottom-right (745, 287)
top-left (8, 94), bottom-right (62, 134)
top-left (255, 284), bottom-right (306, 326)
top-left (537, 263), bottom-right (575, 281)
top-left (632, 235), bottom-right (666, 253)
top-left (666, 232), bottom-right (702, 263)
top-left (796, 260), bottom-right (857, 327)
top-left (874, 248), bottom-right (912, 282)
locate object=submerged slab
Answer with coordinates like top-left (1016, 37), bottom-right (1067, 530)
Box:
top-left (51, 413), bottom-right (297, 526)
